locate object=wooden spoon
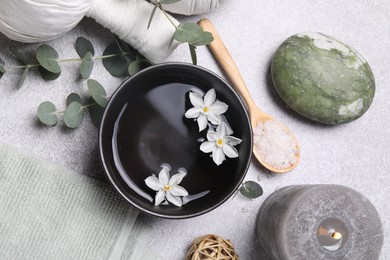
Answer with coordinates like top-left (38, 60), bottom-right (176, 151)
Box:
top-left (198, 18), bottom-right (300, 173)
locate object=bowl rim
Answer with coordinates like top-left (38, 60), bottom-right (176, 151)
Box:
top-left (99, 62), bottom-right (253, 219)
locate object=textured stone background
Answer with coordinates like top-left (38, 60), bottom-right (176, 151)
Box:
top-left (0, 1), bottom-right (388, 259)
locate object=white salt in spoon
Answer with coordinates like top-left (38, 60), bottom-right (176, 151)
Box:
top-left (199, 19), bottom-right (300, 173)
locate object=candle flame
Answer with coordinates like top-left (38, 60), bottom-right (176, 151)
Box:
top-left (331, 232), bottom-right (342, 240)
top-left (318, 227), bottom-right (342, 240)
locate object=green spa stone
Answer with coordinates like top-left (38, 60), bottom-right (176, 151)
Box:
top-left (271, 32), bottom-right (375, 124)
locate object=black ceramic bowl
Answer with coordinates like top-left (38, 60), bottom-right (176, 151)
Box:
top-left (99, 63), bottom-right (252, 218)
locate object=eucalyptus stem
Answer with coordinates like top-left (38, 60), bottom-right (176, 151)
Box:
top-left (94, 52), bottom-right (131, 60)
top-left (82, 103), bottom-right (97, 109)
top-left (4, 52), bottom-right (131, 71)
top-left (61, 52), bottom-right (131, 63)
top-left (159, 4), bottom-right (178, 29)
top-left (57, 104), bottom-right (97, 112)
top-left (59, 57), bottom-right (82, 63)
top-left (5, 64), bottom-right (39, 70)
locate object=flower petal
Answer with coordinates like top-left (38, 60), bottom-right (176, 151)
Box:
top-left (166, 192), bottom-right (183, 207)
top-left (169, 171), bottom-right (187, 185)
top-left (224, 136), bottom-right (242, 146)
top-left (158, 167), bottom-right (170, 185)
top-left (145, 176), bottom-right (162, 191)
top-left (222, 144), bottom-right (239, 158)
top-left (224, 123), bottom-right (234, 136)
top-left (206, 131), bottom-right (218, 141)
top-left (207, 113), bottom-right (222, 125)
top-left (210, 100), bottom-right (228, 114)
top-left (197, 114), bottom-right (208, 132)
top-left (155, 190), bottom-right (166, 206)
top-left (200, 141), bottom-right (216, 153)
top-left (170, 185), bottom-right (188, 196)
top-left (204, 89), bottom-right (216, 107)
top-left (216, 122), bottom-right (228, 138)
top-left (212, 147), bottom-right (225, 165)
top-left (184, 107), bottom-right (201, 118)
top-left (189, 92), bottom-right (204, 107)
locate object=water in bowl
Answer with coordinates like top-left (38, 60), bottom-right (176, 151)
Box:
top-left (111, 82), bottom-right (238, 205)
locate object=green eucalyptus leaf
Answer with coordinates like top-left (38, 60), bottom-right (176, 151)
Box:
top-left (239, 181), bottom-right (263, 199)
top-left (66, 93), bottom-right (82, 107)
top-left (160, 0), bottom-right (181, 3)
top-left (10, 49), bottom-right (28, 64)
top-left (189, 44), bottom-right (197, 65)
top-left (87, 79), bottom-right (108, 107)
top-left (191, 32), bottom-right (214, 46)
top-left (168, 35), bottom-right (175, 48)
top-left (17, 66), bottom-right (29, 89)
top-left (114, 36), bottom-right (135, 54)
top-left (174, 23), bottom-right (203, 43)
top-left (114, 36), bottom-right (136, 64)
top-left (38, 101), bottom-right (58, 126)
top-left (39, 66), bottom-right (61, 81)
top-left (64, 101), bottom-right (84, 128)
top-left (36, 44), bottom-right (61, 74)
top-left (147, 3), bottom-right (159, 29)
top-left (75, 37), bottom-right (95, 58)
top-left (102, 42), bottom-right (136, 77)
top-left (80, 52), bottom-right (93, 79)
top-left (0, 58), bottom-right (5, 79)
top-left (88, 97), bottom-right (105, 128)
top-left (128, 60), bottom-right (152, 76)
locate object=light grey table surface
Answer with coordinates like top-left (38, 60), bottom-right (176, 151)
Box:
top-left (0, 1), bottom-right (388, 259)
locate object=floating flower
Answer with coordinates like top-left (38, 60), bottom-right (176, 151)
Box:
top-left (144, 164), bottom-right (188, 207)
top-left (185, 88), bottom-right (228, 132)
top-left (200, 123), bottom-right (242, 166)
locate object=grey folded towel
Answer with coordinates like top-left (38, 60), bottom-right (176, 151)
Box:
top-left (0, 144), bottom-right (159, 260)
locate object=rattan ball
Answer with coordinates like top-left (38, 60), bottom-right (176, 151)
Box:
top-left (186, 234), bottom-right (239, 260)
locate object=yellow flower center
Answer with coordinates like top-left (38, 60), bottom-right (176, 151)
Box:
top-left (203, 107), bottom-right (209, 113)
top-left (163, 185), bottom-right (171, 191)
top-left (217, 139), bottom-right (223, 146)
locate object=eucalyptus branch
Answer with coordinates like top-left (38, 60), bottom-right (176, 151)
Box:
top-left (0, 36), bottom-right (150, 90)
top-left (37, 79), bottom-right (110, 128)
top-left (0, 1), bottom-right (216, 129)
top-left (5, 52), bottom-right (133, 71)
top-left (0, 36), bottom-right (153, 129)
top-left (147, 0), bottom-right (214, 65)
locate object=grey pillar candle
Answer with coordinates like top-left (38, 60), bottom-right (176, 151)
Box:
top-left (256, 185), bottom-right (383, 260)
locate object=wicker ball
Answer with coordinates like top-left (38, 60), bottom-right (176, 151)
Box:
top-left (186, 234), bottom-right (239, 260)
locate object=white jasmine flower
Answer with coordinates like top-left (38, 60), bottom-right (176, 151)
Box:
top-left (185, 88), bottom-right (228, 132)
top-left (200, 123), bottom-right (242, 166)
top-left (144, 164), bottom-right (188, 207)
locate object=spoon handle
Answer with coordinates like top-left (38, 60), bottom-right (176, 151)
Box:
top-left (198, 18), bottom-right (258, 111)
